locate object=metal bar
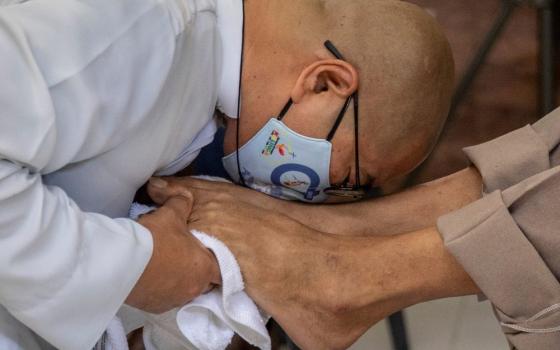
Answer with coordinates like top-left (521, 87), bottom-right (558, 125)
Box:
top-left (448, 0), bottom-right (518, 119)
top-left (538, 0), bottom-right (557, 115)
top-left (388, 311), bottom-right (409, 350)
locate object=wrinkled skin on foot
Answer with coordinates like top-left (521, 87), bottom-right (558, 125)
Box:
top-left (147, 177), bottom-right (412, 350)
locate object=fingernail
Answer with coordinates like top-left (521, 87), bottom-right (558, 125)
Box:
top-left (149, 177), bottom-right (168, 189)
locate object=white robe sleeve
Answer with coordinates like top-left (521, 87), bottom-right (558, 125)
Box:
top-left (0, 0), bottom-right (186, 348)
top-left (0, 161), bottom-right (153, 350)
top-left (0, 1), bottom-right (27, 6)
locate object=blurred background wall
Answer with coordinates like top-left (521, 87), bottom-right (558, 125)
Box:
top-left (348, 2), bottom-right (559, 349)
top-left (406, 0), bottom-right (559, 185)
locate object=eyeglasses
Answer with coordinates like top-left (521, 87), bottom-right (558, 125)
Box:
top-left (322, 40), bottom-right (368, 199)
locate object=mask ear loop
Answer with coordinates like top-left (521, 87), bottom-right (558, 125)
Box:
top-left (276, 99), bottom-right (293, 121)
top-left (326, 96), bottom-right (352, 141)
top-left (236, 0), bottom-right (247, 187)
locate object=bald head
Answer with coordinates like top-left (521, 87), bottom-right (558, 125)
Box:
top-left (321, 0), bottom-right (454, 181)
top-left (225, 0), bottom-right (454, 189)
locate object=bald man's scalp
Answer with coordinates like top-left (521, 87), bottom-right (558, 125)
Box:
top-left (320, 0), bottom-right (454, 164)
top-left (242, 0), bottom-right (454, 182)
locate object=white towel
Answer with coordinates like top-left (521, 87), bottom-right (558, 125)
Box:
top-left (95, 318), bottom-right (128, 350)
top-left (128, 202), bottom-right (271, 350)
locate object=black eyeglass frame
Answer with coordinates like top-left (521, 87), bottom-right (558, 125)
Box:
top-left (321, 40), bottom-right (368, 199)
top-left (235, 38), bottom-right (368, 199)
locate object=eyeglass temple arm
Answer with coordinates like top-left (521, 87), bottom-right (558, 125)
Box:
top-left (324, 40), bottom-right (362, 188)
top-left (324, 40), bottom-right (345, 60)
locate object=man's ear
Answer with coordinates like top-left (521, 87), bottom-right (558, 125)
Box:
top-left (291, 59), bottom-right (359, 103)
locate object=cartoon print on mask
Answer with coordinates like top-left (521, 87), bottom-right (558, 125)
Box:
top-left (256, 128), bottom-right (320, 200)
top-left (282, 175), bottom-right (309, 188)
top-left (222, 118), bottom-right (331, 202)
top-left (270, 163), bottom-right (321, 200)
top-left (277, 144), bottom-right (296, 158)
top-left (261, 130), bottom-right (280, 156)
top-left (240, 167), bottom-right (285, 198)
top-left (261, 130), bottom-right (297, 159)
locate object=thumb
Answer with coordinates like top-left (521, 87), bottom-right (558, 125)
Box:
top-left (161, 191), bottom-right (194, 226)
top-left (148, 177), bottom-right (192, 205)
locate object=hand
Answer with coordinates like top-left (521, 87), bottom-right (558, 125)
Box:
top-left (126, 189), bottom-right (221, 314)
top-left (150, 176), bottom-right (284, 211)
top-left (143, 176), bottom-right (351, 235)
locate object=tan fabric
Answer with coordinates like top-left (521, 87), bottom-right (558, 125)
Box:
top-left (437, 107), bottom-right (560, 349)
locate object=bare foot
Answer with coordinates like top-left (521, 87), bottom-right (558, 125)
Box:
top-left (185, 200), bottom-right (407, 349)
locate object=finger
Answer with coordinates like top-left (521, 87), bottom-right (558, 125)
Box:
top-left (208, 251), bottom-right (222, 285)
top-left (161, 192), bottom-right (194, 228)
top-left (148, 177), bottom-right (194, 205)
top-left (152, 176), bottom-right (223, 191)
top-left (179, 177), bottom-right (234, 192)
top-left (150, 177), bottom-right (229, 208)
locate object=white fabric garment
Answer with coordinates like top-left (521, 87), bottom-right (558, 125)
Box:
top-left (95, 318), bottom-right (128, 350)
top-left (128, 202), bottom-right (270, 350)
top-left (0, 308), bottom-right (54, 350)
top-left (179, 232), bottom-right (270, 350)
top-left (0, 0), bottom-right (242, 349)
top-left (215, 0), bottom-right (243, 118)
top-left (0, 0), bottom-right (27, 5)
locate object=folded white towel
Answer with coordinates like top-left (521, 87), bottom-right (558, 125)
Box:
top-left (95, 317), bottom-right (128, 350)
top-left (128, 202), bottom-right (271, 350)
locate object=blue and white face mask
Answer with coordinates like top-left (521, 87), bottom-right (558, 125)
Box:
top-left (222, 115), bottom-right (333, 202)
top-left (223, 40), bottom-right (365, 203)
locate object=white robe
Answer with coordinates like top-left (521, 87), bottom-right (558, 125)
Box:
top-left (0, 0), bottom-right (240, 348)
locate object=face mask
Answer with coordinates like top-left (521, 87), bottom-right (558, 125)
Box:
top-left (223, 39), bottom-right (364, 202)
top-left (222, 115), bottom-right (333, 202)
